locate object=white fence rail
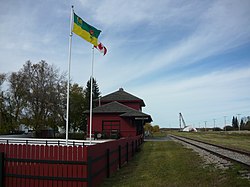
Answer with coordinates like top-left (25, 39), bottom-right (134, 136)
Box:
top-left (0, 137), bottom-right (111, 146)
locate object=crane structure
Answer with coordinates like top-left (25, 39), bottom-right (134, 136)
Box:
top-left (179, 112), bottom-right (187, 130)
top-left (179, 112), bottom-right (198, 132)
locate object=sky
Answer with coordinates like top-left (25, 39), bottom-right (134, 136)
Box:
top-left (0, 0), bottom-right (250, 129)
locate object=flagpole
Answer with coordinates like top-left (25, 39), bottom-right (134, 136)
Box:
top-left (66, 5), bottom-right (74, 146)
top-left (89, 45), bottom-right (95, 144)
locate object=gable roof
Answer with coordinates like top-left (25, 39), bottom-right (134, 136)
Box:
top-left (85, 101), bottom-right (152, 122)
top-left (92, 101), bottom-right (132, 113)
top-left (99, 88), bottom-right (145, 106)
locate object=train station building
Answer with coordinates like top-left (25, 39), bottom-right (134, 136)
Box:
top-left (85, 88), bottom-right (152, 138)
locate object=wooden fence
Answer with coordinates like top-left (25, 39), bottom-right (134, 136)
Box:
top-left (0, 135), bottom-right (143, 187)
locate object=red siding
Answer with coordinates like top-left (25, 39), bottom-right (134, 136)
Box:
top-left (88, 114), bottom-right (137, 137)
top-left (89, 97), bottom-right (145, 137)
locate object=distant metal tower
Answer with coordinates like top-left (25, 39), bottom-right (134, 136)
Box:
top-left (179, 113), bottom-right (187, 130)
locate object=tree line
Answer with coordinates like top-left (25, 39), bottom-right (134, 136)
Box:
top-left (144, 123), bottom-right (160, 136)
top-left (0, 60), bottom-right (100, 136)
top-left (230, 116), bottom-right (250, 131)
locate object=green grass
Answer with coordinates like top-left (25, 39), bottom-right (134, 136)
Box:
top-left (101, 141), bottom-right (250, 187)
top-left (151, 131), bottom-right (168, 137)
top-left (168, 131), bottom-right (250, 152)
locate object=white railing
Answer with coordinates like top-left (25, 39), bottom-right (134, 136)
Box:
top-left (0, 137), bottom-right (111, 146)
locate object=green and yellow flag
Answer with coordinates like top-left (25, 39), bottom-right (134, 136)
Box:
top-left (72, 13), bottom-right (101, 46)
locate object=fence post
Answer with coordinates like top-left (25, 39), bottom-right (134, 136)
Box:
top-left (0, 152), bottom-right (4, 187)
top-left (132, 141), bottom-right (134, 157)
top-left (118, 145), bottom-right (121, 169)
top-left (87, 156), bottom-right (92, 187)
top-left (135, 140), bottom-right (137, 152)
top-left (106, 149), bottom-right (110, 178)
top-left (126, 142), bottom-right (129, 162)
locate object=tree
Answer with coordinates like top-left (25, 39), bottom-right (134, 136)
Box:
top-left (0, 74), bottom-right (5, 87)
top-left (7, 61), bottom-right (67, 134)
top-left (84, 77), bottom-right (101, 109)
top-left (224, 125), bottom-right (234, 131)
top-left (1, 61), bottom-right (103, 136)
top-left (0, 73), bottom-right (9, 132)
top-left (244, 121), bottom-right (250, 130)
top-left (144, 123), bottom-right (153, 136)
top-left (5, 72), bottom-right (27, 131)
top-left (0, 73), bottom-right (17, 133)
top-left (153, 125), bottom-right (160, 132)
top-left (240, 119), bottom-right (244, 130)
top-left (69, 83), bottom-right (86, 132)
top-left (241, 117), bottom-right (250, 130)
top-left (232, 116), bottom-right (238, 130)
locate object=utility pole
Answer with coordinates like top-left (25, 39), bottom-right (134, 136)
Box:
top-left (237, 114), bottom-right (241, 131)
top-left (204, 121), bottom-right (207, 131)
top-left (224, 116), bottom-right (227, 131)
top-left (213, 119), bottom-right (216, 131)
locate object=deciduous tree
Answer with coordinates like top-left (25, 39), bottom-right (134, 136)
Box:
top-left (7, 61), bottom-right (67, 134)
top-left (69, 83), bottom-right (86, 132)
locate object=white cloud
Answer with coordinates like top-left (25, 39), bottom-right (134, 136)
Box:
top-left (134, 66), bottom-right (250, 127)
top-left (83, 0), bottom-right (250, 93)
top-left (127, 0), bottom-right (250, 81)
top-left (1, 0), bottom-right (250, 128)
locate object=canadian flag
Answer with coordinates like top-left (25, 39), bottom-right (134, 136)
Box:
top-left (94, 41), bottom-right (107, 56)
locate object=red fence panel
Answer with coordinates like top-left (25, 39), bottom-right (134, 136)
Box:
top-left (0, 135), bottom-right (143, 187)
top-left (87, 135), bottom-right (143, 186)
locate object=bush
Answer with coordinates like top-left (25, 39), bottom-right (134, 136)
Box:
top-left (241, 121), bottom-right (250, 130)
top-left (68, 132), bottom-right (86, 140)
top-left (224, 126), bottom-right (234, 131)
top-left (212, 127), bottom-right (222, 131)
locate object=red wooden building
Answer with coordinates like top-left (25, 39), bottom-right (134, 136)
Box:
top-left (85, 88), bottom-right (152, 138)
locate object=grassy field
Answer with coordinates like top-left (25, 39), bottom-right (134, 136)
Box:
top-left (167, 131), bottom-right (250, 152)
top-left (101, 140), bottom-right (250, 187)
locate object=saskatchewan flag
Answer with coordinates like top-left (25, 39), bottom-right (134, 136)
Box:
top-left (72, 13), bottom-right (101, 46)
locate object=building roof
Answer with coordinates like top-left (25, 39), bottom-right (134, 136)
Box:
top-left (98, 88), bottom-right (145, 106)
top-left (85, 101), bottom-right (152, 122)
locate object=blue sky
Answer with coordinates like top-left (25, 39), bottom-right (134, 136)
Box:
top-left (1, 0), bottom-right (250, 128)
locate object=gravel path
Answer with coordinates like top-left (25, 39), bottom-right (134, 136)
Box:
top-left (169, 135), bottom-right (250, 180)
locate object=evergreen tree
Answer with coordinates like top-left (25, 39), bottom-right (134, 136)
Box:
top-left (84, 77), bottom-right (101, 109)
top-left (240, 119), bottom-right (244, 129)
top-left (232, 116), bottom-right (238, 130)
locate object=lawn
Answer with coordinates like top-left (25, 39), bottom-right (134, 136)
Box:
top-left (168, 131), bottom-right (250, 152)
top-left (101, 141), bottom-right (250, 187)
